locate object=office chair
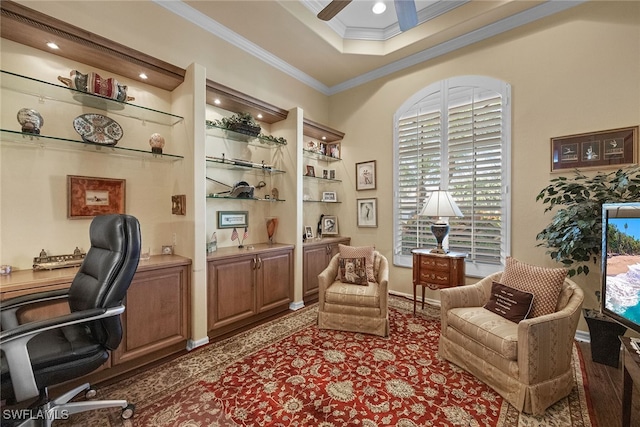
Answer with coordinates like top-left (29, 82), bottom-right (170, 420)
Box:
top-left (0, 214), bottom-right (141, 426)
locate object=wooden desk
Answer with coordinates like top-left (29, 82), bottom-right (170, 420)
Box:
top-left (621, 336), bottom-right (640, 427)
top-left (411, 249), bottom-right (466, 315)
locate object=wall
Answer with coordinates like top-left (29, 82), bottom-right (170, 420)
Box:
top-left (330, 1), bottom-right (640, 315)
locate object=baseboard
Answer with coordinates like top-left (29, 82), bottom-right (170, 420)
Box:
top-left (186, 337), bottom-right (209, 351)
top-left (289, 300), bottom-right (305, 311)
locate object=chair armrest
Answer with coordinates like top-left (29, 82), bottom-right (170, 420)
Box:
top-left (0, 289), bottom-right (69, 330)
top-left (377, 255), bottom-right (389, 314)
top-left (318, 253), bottom-right (340, 307)
top-left (439, 272), bottom-right (501, 330)
top-left (517, 286), bottom-right (584, 384)
top-left (0, 305), bottom-right (125, 402)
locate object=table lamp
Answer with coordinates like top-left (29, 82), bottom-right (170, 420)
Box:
top-left (419, 190), bottom-right (463, 254)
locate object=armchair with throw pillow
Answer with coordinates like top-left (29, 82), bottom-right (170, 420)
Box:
top-left (438, 257), bottom-right (584, 415)
top-left (317, 245), bottom-right (389, 337)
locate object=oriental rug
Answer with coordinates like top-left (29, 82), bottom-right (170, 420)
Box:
top-left (59, 296), bottom-right (596, 427)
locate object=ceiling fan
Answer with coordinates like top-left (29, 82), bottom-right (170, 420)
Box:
top-left (317, 0), bottom-right (418, 32)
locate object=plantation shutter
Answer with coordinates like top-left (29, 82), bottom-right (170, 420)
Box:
top-left (393, 77), bottom-right (511, 276)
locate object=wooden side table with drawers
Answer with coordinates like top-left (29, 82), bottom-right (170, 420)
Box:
top-left (411, 249), bottom-right (467, 315)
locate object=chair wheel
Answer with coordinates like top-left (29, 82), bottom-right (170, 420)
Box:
top-left (85, 389), bottom-right (97, 399)
top-left (121, 403), bottom-right (135, 420)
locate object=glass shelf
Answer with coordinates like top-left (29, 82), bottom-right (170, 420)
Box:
top-left (303, 175), bottom-right (341, 183)
top-left (207, 194), bottom-right (285, 202)
top-left (1, 70), bottom-right (184, 126)
top-left (205, 157), bottom-right (285, 174)
top-left (302, 149), bottom-right (341, 162)
top-left (0, 129), bottom-right (183, 161)
top-left (303, 200), bottom-right (342, 204)
top-left (206, 122), bottom-right (287, 148)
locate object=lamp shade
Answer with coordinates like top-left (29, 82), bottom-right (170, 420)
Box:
top-left (419, 190), bottom-right (463, 218)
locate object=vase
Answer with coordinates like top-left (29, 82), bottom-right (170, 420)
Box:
top-left (266, 217), bottom-right (278, 245)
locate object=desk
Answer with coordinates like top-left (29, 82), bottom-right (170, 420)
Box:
top-left (411, 249), bottom-right (466, 315)
top-left (621, 336), bottom-right (640, 427)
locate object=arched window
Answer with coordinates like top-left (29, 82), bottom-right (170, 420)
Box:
top-left (393, 76), bottom-right (511, 277)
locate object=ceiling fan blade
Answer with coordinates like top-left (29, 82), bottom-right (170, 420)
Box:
top-left (317, 0), bottom-right (352, 21)
top-left (394, 0), bottom-right (418, 31)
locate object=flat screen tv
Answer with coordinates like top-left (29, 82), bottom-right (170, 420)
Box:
top-left (601, 202), bottom-right (640, 333)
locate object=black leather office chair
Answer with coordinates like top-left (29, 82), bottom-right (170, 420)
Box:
top-left (0, 214), bottom-right (141, 426)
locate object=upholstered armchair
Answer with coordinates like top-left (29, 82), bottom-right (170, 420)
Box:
top-left (439, 270), bottom-right (584, 415)
top-left (317, 251), bottom-right (389, 337)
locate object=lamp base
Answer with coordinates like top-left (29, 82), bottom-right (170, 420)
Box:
top-left (431, 223), bottom-right (450, 255)
top-left (430, 247), bottom-right (447, 254)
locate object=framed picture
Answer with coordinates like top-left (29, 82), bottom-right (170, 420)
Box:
top-left (322, 215), bottom-right (339, 236)
top-left (357, 198), bottom-right (378, 228)
top-left (322, 191), bottom-right (337, 202)
top-left (306, 165), bottom-right (315, 177)
top-left (172, 194), bottom-right (186, 215)
top-left (304, 226), bottom-right (314, 239)
top-left (67, 175), bottom-right (125, 219)
top-left (217, 210), bottom-right (248, 229)
top-left (550, 126), bottom-right (638, 172)
top-left (356, 160), bottom-right (376, 190)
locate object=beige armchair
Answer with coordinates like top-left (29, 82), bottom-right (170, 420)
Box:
top-left (317, 252), bottom-right (389, 337)
top-left (438, 271), bottom-right (584, 415)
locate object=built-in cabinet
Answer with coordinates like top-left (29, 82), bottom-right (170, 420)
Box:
top-left (302, 236), bottom-right (350, 303)
top-left (207, 244), bottom-right (294, 338)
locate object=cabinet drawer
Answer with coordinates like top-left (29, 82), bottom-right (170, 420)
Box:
top-left (420, 257), bottom-right (450, 271)
top-left (420, 271), bottom-right (450, 285)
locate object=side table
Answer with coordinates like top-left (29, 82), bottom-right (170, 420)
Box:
top-left (411, 249), bottom-right (467, 315)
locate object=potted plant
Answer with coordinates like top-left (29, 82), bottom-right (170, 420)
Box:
top-left (536, 166), bottom-right (640, 366)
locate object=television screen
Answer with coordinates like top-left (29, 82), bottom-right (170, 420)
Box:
top-left (601, 203), bottom-right (640, 332)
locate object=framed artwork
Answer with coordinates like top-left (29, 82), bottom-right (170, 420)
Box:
top-left (217, 210), bottom-right (248, 229)
top-left (322, 215), bottom-right (339, 236)
top-left (356, 160), bottom-right (376, 190)
top-left (357, 198), bottom-right (378, 228)
top-left (304, 226), bottom-right (314, 239)
top-left (67, 175), bottom-right (125, 219)
top-left (322, 191), bottom-right (337, 202)
top-left (550, 126), bottom-right (638, 172)
top-left (172, 194), bottom-right (186, 215)
top-left (306, 165), bottom-right (315, 177)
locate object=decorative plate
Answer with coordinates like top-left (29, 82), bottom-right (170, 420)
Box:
top-left (73, 114), bottom-right (123, 145)
top-left (17, 108), bottom-right (44, 134)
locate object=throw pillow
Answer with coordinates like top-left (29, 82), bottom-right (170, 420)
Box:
top-left (338, 257), bottom-right (368, 285)
top-left (339, 244), bottom-right (376, 282)
top-left (500, 256), bottom-right (567, 318)
top-left (484, 281), bottom-right (534, 323)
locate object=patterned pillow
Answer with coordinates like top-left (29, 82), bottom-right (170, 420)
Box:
top-left (338, 257), bottom-right (368, 285)
top-left (339, 244), bottom-right (376, 282)
top-left (484, 281), bottom-right (534, 323)
top-left (501, 256), bottom-right (567, 318)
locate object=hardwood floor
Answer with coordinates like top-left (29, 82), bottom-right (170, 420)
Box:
top-left (578, 341), bottom-right (640, 426)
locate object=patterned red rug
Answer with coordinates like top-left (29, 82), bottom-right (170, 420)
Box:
top-left (59, 297), bottom-right (596, 426)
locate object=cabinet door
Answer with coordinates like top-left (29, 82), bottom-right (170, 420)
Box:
top-left (113, 265), bottom-right (190, 365)
top-left (257, 250), bottom-right (292, 313)
top-left (208, 255), bottom-right (256, 331)
top-left (303, 245), bottom-right (330, 300)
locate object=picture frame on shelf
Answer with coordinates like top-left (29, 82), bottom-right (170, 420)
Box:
top-left (357, 198), bottom-right (378, 228)
top-left (327, 144), bottom-right (340, 159)
top-left (306, 165), bottom-right (315, 177)
top-left (550, 126), bottom-right (638, 172)
top-left (304, 226), bottom-right (314, 239)
top-left (217, 210), bottom-right (249, 229)
top-left (322, 215), bottom-right (339, 236)
top-left (322, 169), bottom-right (328, 179)
top-left (356, 160), bottom-right (376, 190)
top-left (67, 175), bottom-right (125, 219)
top-left (322, 191), bottom-right (337, 202)
top-left (329, 170), bottom-right (336, 180)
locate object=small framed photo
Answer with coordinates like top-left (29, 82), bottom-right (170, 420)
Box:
top-left (304, 226), bottom-right (314, 239)
top-left (329, 170), bottom-right (336, 180)
top-left (161, 245), bottom-right (174, 255)
top-left (356, 160), bottom-right (376, 190)
top-left (322, 169), bottom-right (328, 179)
top-left (172, 194), bottom-right (186, 215)
top-left (306, 165), bottom-right (315, 177)
top-left (322, 191), bottom-right (337, 202)
top-left (322, 215), bottom-right (339, 236)
top-left (217, 210), bottom-right (248, 229)
top-left (67, 175), bottom-right (125, 219)
top-left (357, 198), bottom-right (378, 228)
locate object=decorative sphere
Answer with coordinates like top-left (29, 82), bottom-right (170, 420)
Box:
top-left (149, 133), bottom-right (165, 154)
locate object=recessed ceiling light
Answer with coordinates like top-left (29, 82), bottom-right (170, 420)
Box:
top-left (46, 42), bottom-right (59, 50)
top-left (139, 73), bottom-right (148, 79)
top-left (372, 1), bottom-right (386, 14)
top-left (322, 136), bottom-right (327, 140)
top-left (214, 99), bottom-right (221, 105)
top-left (257, 113), bottom-right (263, 119)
